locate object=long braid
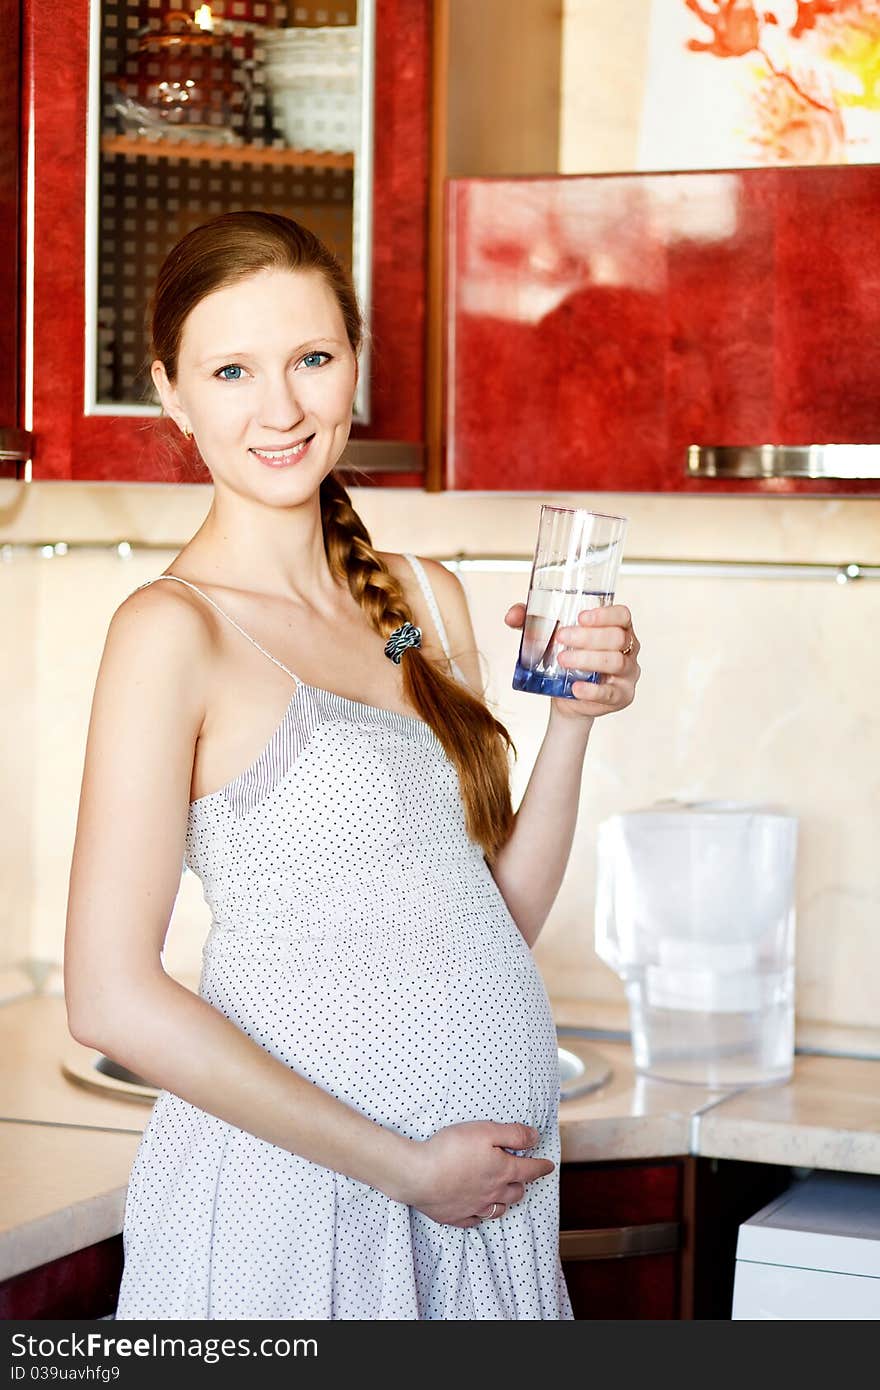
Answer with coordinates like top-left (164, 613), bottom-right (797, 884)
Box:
top-left (320, 474), bottom-right (410, 636)
top-left (319, 474), bottom-right (516, 863)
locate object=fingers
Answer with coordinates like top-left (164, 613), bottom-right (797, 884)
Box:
top-left (513, 1156), bottom-right (556, 1182)
top-left (564, 678), bottom-right (616, 706)
top-left (440, 1177), bottom-right (530, 1230)
top-left (504, 602), bottom-right (527, 628)
top-left (559, 646), bottom-right (629, 677)
top-left (553, 602), bottom-right (640, 700)
top-left (449, 1205), bottom-right (506, 1228)
top-left (556, 624), bottom-right (638, 654)
top-left (470, 1177), bottom-right (527, 1225)
top-left (494, 1122), bottom-right (541, 1150)
top-left (574, 603), bottom-right (632, 630)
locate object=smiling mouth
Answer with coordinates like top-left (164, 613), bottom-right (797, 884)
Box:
top-left (249, 435), bottom-right (315, 465)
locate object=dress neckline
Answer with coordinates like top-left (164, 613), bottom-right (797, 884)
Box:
top-left (188, 680), bottom-right (436, 810)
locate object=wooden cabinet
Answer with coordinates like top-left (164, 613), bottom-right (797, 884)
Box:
top-left (559, 1158), bottom-right (685, 1319)
top-left (22, 0), bottom-right (430, 485)
top-left (559, 1155), bottom-right (794, 1320)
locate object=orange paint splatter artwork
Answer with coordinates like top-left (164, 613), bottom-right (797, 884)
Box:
top-left (639, 1), bottom-right (880, 168)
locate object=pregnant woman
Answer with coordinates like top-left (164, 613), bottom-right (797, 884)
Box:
top-left (64, 211), bottom-right (641, 1320)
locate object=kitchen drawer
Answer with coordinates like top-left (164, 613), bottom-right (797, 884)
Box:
top-left (560, 1159), bottom-right (683, 1228)
top-left (562, 1251), bottom-right (679, 1320)
top-left (559, 1158), bottom-right (685, 1319)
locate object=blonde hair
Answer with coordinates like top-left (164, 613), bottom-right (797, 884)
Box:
top-left (149, 211), bottom-right (516, 862)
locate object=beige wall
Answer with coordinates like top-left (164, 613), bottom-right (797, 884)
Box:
top-left (2, 479), bottom-right (879, 1028)
top-left (559, 0), bottom-right (654, 173)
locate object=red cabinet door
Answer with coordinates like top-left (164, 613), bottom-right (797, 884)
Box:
top-left (25, 0), bottom-right (429, 484)
top-left (559, 1159), bottom-right (684, 1320)
top-left (446, 166), bottom-right (880, 495)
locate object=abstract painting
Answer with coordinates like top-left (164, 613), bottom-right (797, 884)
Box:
top-left (639, 1), bottom-right (880, 167)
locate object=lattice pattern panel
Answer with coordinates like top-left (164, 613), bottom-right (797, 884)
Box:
top-left (97, 1), bottom-right (357, 404)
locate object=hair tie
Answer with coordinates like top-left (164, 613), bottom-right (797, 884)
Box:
top-left (384, 621), bottom-right (422, 664)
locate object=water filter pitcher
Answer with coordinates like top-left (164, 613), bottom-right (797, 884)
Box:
top-left (595, 801), bottom-right (797, 1087)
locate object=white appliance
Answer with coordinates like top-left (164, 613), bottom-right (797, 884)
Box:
top-left (732, 1171), bottom-right (880, 1319)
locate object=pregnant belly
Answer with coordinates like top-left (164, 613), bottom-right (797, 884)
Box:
top-left (199, 917), bottom-right (560, 1143)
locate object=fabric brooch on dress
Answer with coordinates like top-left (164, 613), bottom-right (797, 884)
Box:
top-left (384, 621), bottom-right (422, 664)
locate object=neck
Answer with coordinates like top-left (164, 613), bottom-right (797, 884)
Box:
top-left (182, 486), bottom-right (341, 606)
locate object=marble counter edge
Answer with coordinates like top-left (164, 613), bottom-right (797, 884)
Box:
top-left (0, 1184), bottom-right (129, 1284)
top-left (694, 1114), bottom-right (880, 1177)
top-left (559, 1111), bottom-right (693, 1162)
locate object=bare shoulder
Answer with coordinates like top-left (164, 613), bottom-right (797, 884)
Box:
top-left (378, 551), bottom-right (484, 694)
top-left (85, 575), bottom-right (216, 789)
top-left (105, 578), bottom-right (214, 693)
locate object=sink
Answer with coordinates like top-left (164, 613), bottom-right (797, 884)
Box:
top-left (62, 1026), bottom-right (612, 1105)
top-left (61, 1038), bottom-right (159, 1103)
top-left (556, 1027), bottom-right (612, 1100)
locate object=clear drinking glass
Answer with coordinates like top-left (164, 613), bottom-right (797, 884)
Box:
top-left (513, 505), bottom-right (628, 698)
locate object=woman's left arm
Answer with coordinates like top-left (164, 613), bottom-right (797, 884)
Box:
top-left (424, 559), bottom-right (641, 951)
top-left (487, 601), bottom-right (641, 948)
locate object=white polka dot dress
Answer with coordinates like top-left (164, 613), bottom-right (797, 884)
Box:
top-left (114, 554), bottom-right (573, 1321)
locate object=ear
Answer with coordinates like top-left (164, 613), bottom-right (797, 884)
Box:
top-left (151, 359), bottom-right (190, 435)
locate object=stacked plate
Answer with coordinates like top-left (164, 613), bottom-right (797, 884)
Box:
top-left (262, 26), bottom-right (360, 154)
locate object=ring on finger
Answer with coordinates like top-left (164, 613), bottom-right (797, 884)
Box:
top-left (622, 635), bottom-right (635, 656)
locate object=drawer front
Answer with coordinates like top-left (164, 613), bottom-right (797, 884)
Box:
top-left (560, 1160), bottom-right (683, 1229)
top-left (562, 1251), bottom-right (680, 1320)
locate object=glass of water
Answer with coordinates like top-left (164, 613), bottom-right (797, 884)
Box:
top-left (513, 505), bottom-right (628, 698)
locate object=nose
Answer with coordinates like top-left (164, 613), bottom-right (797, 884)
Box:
top-left (256, 370), bottom-right (307, 432)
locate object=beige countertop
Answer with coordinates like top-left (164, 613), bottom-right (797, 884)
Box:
top-left (1, 992), bottom-right (879, 1283)
top-left (551, 997), bottom-right (880, 1174)
top-left (0, 1123), bottom-right (141, 1284)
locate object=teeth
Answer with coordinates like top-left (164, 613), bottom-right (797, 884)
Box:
top-left (251, 438), bottom-right (310, 461)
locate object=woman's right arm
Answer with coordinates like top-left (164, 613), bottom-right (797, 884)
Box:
top-left (64, 587), bottom-right (553, 1224)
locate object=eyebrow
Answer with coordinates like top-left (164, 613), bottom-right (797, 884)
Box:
top-left (198, 338), bottom-right (347, 367)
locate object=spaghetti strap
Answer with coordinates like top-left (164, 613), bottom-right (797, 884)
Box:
top-left (401, 553), bottom-right (468, 684)
top-left (133, 575), bottom-right (303, 687)
top-left (402, 553), bottom-right (452, 657)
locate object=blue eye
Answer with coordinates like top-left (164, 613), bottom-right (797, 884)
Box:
top-left (215, 364), bottom-right (244, 381)
top-left (301, 352), bottom-right (331, 369)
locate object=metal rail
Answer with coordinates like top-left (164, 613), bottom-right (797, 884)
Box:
top-left (1, 543), bottom-right (877, 583)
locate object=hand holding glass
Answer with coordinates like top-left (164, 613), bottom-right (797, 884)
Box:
top-left (513, 506), bottom-right (628, 699)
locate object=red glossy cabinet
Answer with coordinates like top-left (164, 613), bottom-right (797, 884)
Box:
top-left (560, 1159), bottom-right (684, 1319)
top-left (23, 0), bottom-right (430, 485)
top-left (445, 166), bottom-right (880, 495)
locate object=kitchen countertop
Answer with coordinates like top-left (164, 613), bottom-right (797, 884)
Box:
top-left (551, 997), bottom-right (880, 1173)
top-left (1, 992), bottom-right (879, 1283)
top-left (0, 1123), bottom-right (141, 1285)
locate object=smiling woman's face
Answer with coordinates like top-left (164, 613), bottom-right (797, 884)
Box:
top-left (153, 266), bottom-right (358, 501)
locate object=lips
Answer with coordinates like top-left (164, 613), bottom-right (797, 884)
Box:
top-left (249, 434), bottom-right (315, 466)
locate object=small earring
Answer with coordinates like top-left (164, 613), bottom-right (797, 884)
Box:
top-left (182, 425), bottom-right (192, 439)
